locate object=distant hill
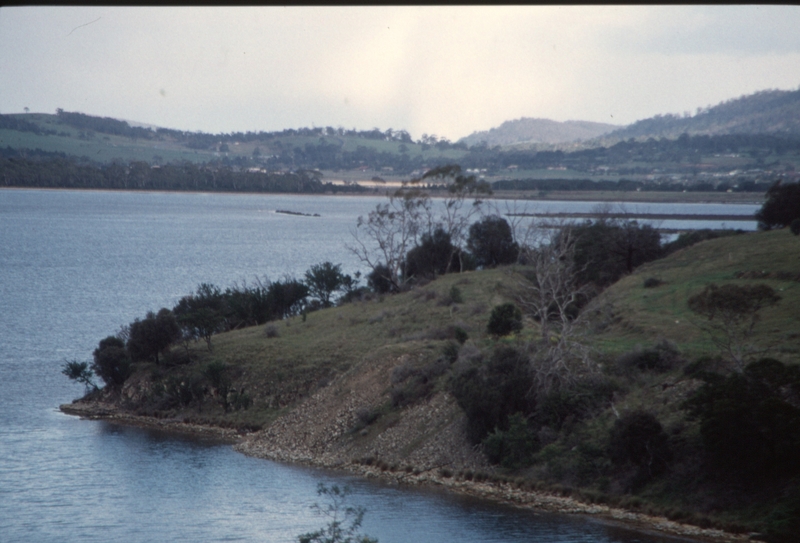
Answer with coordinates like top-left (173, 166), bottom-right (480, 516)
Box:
top-left (602, 88), bottom-right (800, 141)
top-left (459, 118), bottom-right (619, 148)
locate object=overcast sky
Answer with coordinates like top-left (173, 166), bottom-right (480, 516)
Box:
top-left (1, 5), bottom-right (799, 141)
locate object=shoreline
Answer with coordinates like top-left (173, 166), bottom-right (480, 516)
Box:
top-left (60, 400), bottom-right (760, 543)
top-left (1, 186), bottom-right (764, 205)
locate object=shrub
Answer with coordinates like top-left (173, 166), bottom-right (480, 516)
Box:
top-left (297, 483), bottom-right (378, 543)
top-left (92, 335), bottom-right (132, 388)
top-left (467, 215), bottom-right (519, 268)
top-left (367, 263), bottom-right (395, 294)
top-left (127, 308), bottom-right (182, 364)
top-left (203, 361), bottom-right (232, 412)
top-left (536, 378), bottom-right (617, 432)
top-left (450, 346), bottom-right (535, 443)
top-left (62, 360), bottom-right (97, 392)
top-left (609, 411), bottom-right (671, 487)
top-left (264, 323), bottom-right (280, 338)
top-left (616, 340), bottom-right (682, 374)
top-left (354, 406), bottom-right (381, 430)
top-left (791, 218), bottom-right (800, 236)
top-left (230, 389), bottom-right (251, 411)
top-left (643, 277), bottom-right (664, 288)
top-left (404, 227), bottom-right (460, 280)
top-left (304, 261), bottom-right (348, 308)
top-left (482, 412), bottom-right (539, 469)
top-left (486, 303), bottom-right (522, 337)
top-left (442, 341), bottom-right (460, 363)
top-left (389, 358), bottom-right (449, 408)
top-left (570, 219), bottom-right (663, 288)
top-left (756, 180), bottom-right (800, 230)
top-left (162, 375), bottom-right (203, 408)
top-left (453, 326), bottom-right (469, 344)
top-left (684, 358), bottom-right (800, 485)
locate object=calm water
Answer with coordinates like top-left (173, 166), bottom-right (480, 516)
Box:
top-left (0, 189), bottom-right (756, 542)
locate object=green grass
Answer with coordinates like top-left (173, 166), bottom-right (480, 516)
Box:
top-left (151, 269), bottom-right (513, 427)
top-left (116, 228), bottom-right (800, 538)
top-left (140, 228), bottom-right (799, 432)
top-left (587, 228), bottom-right (800, 362)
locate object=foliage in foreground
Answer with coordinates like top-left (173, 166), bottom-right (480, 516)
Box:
top-left (298, 484), bottom-right (378, 543)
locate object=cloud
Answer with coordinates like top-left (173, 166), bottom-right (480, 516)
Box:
top-left (1, 6), bottom-right (799, 140)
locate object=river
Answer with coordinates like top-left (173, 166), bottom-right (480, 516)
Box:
top-left (0, 188), bottom-right (757, 542)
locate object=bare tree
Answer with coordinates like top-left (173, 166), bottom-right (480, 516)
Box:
top-left (485, 198), bottom-right (537, 251)
top-left (347, 186), bottom-right (431, 291)
top-left (415, 164), bottom-right (492, 273)
top-left (348, 164), bottom-right (490, 287)
top-left (514, 225), bottom-right (598, 394)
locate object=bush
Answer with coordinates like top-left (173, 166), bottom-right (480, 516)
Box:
top-left (570, 219), bottom-right (663, 288)
top-left (609, 411), bottom-right (672, 487)
top-left (756, 180), bottom-right (800, 230)
top-left (304, 261), bottom-right (351, 308)
top-left (482, 412), bottom-right (539, 469)
top-left (442, 341), bottom-right (460, 363)
top-left (486, 303), bottom-right (522, 337)
top-left (450, 346), bottom-right (535, 443)
top-left (203, 361), bottom-right (233, 412)
top-left (616, 340), bottom-right (682, 373)
top-left (643, 277), bottom-right (664, 288)
top-left (404, 227), bottom-right (461, 280)
top-left (467, 215), bottom-right (519, 268)
top-left (367, 263), bottom-right (395, 294)
top-left (62, 360), bottom-right (97, 392)
top-left (683, 358), bottom-right (800, 485)
top-left (230, 389), bottom-right (251, 411)
top-left (791, 218), bottom-right (800, 235)
top-left (162, 374), bottom-right (203, 408)
top-left (536, 378), bottom-right (617, 432)
top-left (92, 335), bottom-right (132, 388)
top-left (297, 483), bottom-right (378, 543)
top-left (127, 308), bottom-right (182, 363)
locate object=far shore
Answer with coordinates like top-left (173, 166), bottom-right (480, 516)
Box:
top-left (60, 400), bottom-right (758, 543)
top-left (1, 185), bottom-right (765, 205)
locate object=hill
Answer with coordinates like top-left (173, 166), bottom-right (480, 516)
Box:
top-left (4, 88), bottom-right (800, 191)
top-left (62, 227), bottom-right (800, 541)
top-left (459, 118), bottom-right (619, 148)
top-left (600, 88), bottom-right (800, 142)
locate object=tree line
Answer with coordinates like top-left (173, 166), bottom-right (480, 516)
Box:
top-left (64, 264), bottom-right (360, 392)
top-left (0, 156), bottom-right (364, 193)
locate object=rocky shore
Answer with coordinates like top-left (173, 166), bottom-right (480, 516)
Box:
top-left (61, 396), bottom-right (760, 543)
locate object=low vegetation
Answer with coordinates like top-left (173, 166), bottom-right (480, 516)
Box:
top-left (63, 174), bottom-right (800, 541)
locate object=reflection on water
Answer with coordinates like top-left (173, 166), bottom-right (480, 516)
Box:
top-left (0, 190), bottom-right (731, 542)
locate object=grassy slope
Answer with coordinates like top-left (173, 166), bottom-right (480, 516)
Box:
top-left (142, 268), bottom-right (514, 429)
top-left (97, 228), bottom-right (800, 536)
top-left (0, 113), bottom-right (465, 168)
top-left (588, 228), bottom-right (800, 363)
top-left (135, 228), bottom-right (799, 432)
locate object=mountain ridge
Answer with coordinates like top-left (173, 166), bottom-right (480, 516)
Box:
top-left (460, 87), bottom-right (800, 149)
top-left (459, 118), bottom-right (619, 147)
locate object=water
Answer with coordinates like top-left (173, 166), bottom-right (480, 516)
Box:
top-left (0, 189), bottom-right (755, 542)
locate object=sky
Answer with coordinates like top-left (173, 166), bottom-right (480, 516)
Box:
top-left (1, 5), bottom-right (800, 142)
